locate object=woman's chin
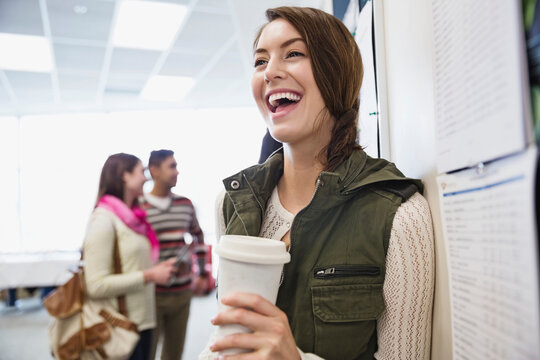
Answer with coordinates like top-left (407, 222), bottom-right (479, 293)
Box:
top-left (267, 127), bottom-right (294, 144)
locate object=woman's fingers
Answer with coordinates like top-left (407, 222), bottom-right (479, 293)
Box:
top-left (220, 292), bottom-right (282, 318)
top-left (210, 330), bottom-right (287, 360)
top-left (212, 306), bottom-right (282, 334)
top-left (213, 293), bottom-right (289, 334)
top-left (214, 352), bottom-right (264, 360)
top-left (210, 315), bottom-right (299, 360)
top-left (164, 258), bottom-right (177, 274)
top-left (210, 331), bottom-right (260, 353)
top-left (211, 293), bottom-right (300, 359)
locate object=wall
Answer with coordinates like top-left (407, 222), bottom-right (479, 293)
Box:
top-left (377, 0), bottom-right (452, 358)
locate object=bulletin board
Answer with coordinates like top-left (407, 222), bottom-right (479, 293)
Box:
top-left (431, 1), bottom-right (540, 359)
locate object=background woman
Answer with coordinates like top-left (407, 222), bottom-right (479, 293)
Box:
top-left (83, 153), bottom-right (177, 360)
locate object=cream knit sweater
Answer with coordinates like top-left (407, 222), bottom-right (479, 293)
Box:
top-left (83, 207), bottom-right (156, 331)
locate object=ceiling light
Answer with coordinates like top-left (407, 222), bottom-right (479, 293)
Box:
top-left (112, 0), bottom-right (187, 51)
top-left (140, 75), bottom-right (195, 102)
top-left (73, 5), bottom-right (88, 15)
top-left (0, 33), bottom-right (53, 73)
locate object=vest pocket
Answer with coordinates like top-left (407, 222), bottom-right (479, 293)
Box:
top-left (311, 283), bottom-right (384, 358)
top-left (314, 265), bottom-right (380, 279)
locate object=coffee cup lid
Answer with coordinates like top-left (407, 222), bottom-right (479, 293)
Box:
top-left (216, 235), bottom-right (291, 264)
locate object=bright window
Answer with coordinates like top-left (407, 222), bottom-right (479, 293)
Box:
top-left (0, 117), bottom-right (21, 252)
top-left (2, 108), bottom-right (265, 253)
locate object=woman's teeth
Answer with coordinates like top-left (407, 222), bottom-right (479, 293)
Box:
top-left (268, 92), bottom-right (301, 107)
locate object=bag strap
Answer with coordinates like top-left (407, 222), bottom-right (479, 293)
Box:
top-left (75, 219), bottom-right (128, 353)
top-left (81, 219), bottom-right (128, 316)
top-left (112, 231), bottom-right (128, 317)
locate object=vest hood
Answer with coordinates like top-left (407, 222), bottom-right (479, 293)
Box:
top-left (223, 149), bottom-right (423, 207)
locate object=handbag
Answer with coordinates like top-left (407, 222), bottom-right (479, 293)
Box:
top-left (44, 233), bottom-right (139, 360)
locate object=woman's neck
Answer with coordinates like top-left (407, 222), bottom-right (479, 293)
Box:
top-left (150, 183), bottom-right (170, 197)
top-left (278, 144), bottom-right (325, 215)
top-left (123, 194), bottom-right (135, 208)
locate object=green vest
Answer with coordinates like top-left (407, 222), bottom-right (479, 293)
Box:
top-left (222, 149), bottom-right (423, 360)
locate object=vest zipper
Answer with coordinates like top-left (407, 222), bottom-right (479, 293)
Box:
top-left (289, 177), bottom-right (323, 255)
top-left (313, 265), bottom-right (380, 279)
top-left (282, 177), bottom-right (323, 287)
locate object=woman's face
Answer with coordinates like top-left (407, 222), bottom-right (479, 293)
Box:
top-left (251, 18), bottom-right (330, 147)
top-left (123, 161), bottom-right (146, 198)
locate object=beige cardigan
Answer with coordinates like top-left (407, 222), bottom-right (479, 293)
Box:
top-left (83, 207), bottom-right (156, 331)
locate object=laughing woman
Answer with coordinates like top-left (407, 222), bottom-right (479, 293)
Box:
top-left (202, 7), bottom-right (434, 360)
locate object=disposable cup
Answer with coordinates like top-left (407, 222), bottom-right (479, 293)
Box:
top-left (214, 234), bottom-right (290, 356)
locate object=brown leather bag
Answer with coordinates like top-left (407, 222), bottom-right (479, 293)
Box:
top-left (43, 269), bottom-right (84, 319)
top-left (44, 233), bottom-right (138, 360)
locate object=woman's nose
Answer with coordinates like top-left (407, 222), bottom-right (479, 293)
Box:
top-left (264, 59), bottom-right (285, 83)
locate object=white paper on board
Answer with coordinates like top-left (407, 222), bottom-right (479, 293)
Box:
top-left (437, 147), bottom-right (540, 360)
top-left (432, 0), bottom-right (528, 173)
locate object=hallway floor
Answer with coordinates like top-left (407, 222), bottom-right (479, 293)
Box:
top-left (0, 291), bottom-right (217, 360)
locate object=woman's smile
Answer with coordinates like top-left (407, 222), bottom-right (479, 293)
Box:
top-left (266, 88), bottom-right (303, 119)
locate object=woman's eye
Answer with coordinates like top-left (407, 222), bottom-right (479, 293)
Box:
top-left (287, 51), bottom-right (304, 58)
top-left (254, 59), bottom-right (267, 67)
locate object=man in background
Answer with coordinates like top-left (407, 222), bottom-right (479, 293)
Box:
top-left (140, 149), bottom-right (208, 360)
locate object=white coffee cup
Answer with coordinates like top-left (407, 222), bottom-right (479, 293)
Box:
top-left (214, 234), bottom-right (291, 355)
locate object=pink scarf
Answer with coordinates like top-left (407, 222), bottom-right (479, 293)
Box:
top-left (97, 195), bottom-right (159, 262)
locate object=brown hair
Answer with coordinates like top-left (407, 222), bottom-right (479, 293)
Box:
top-left (255, 7), bottom-right (363, 171)
top-left (149, 149), bottom-right (174, 168)
top-left (96, 153), bottom-right (141, 204)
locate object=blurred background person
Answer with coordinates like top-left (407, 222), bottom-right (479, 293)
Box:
top-left (83, 152), bottom-right (177, 360)
top-left (141, 149), bottom-right (208, 360)
top-left (258, 128), bottom-right (282, 164)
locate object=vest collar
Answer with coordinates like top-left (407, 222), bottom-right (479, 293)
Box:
top-left (222, 148), bottom-right (422, 209)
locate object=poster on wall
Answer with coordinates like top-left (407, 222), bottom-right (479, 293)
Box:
top-left (437, 147), bottom-right (540, 360)
top-left (432, 0), bottom-right (531, 173)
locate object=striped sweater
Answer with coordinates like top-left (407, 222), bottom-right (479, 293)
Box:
top-left (140, 193), bottom-right (206, 293)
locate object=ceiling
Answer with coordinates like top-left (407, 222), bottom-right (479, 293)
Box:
top-left (0, 0), bottom-right (329, 116)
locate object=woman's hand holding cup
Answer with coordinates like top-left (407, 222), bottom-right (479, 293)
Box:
top-left (211, 235), bottom-right (292, 357)
top-left (210, 292), bottom-right (301, 359)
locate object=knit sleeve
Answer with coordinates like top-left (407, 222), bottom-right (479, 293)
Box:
top-left (83, 211), bottom-right (145, 299)
top-left (374, 192), bottom-right (435, 360)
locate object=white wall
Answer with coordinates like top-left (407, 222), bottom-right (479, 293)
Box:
top-left (378, 0), bottom-right (452, 358)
